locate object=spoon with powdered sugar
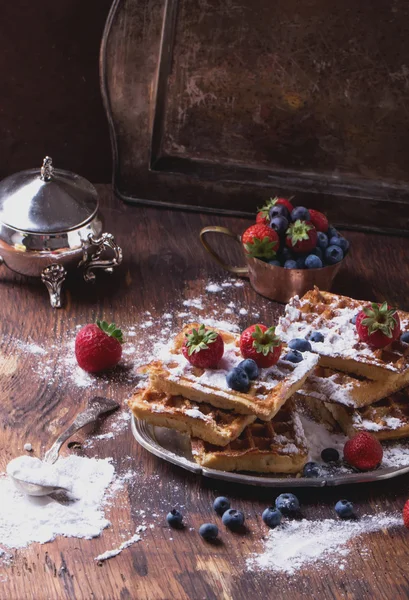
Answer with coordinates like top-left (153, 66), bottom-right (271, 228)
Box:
top-left (7, 396), bottom-right (119, 496)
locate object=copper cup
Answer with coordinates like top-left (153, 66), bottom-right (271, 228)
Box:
top-left (200, 226), bottom-right (344, 303)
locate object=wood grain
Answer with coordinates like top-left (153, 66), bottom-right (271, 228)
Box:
top-left (0, 185), bottom-right (409, 600)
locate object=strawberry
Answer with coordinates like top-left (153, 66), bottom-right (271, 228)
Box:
top-left (286, 220), bottom-right (317, 254)
top-left (309, 209), bottom-right (329, 233)
top-left (355, 302), bottom-right (401, 349)
top-left (239, 324), bottom-right (282, 368)
top-left (343, 432), bottom-right (383, 471)
top-left (182, 324), bottom-right (224, 368)
top-left (75, 320), bottom-right (124, 373)
top-left (403, 500), bottom-right (409, 529)
top-left (257, 197), bottom-right (294, 225)
top-left (242, 224), bottom-right (279, 260)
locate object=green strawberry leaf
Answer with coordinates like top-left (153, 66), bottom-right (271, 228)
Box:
top-left (185, 324), bottom-right (218, 356)
top-left (96, 319), bottom-right (124, 343)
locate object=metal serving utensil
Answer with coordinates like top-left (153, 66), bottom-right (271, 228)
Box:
top-left (9, 396), bottom-right (119, 496)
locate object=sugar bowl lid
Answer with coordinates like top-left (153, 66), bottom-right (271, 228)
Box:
top-left (0, 157), bottom-right (99, 234)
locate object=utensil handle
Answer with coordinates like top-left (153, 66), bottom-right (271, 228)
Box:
top-left (199, 226), bottom-right (249, 276)
top-left (43, 396), bottom-right (119, 464)
top-left (79, 232), bottom-right (123, 283)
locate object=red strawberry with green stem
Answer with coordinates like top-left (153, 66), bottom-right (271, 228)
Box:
top-left (343, 432), bottom-right (383, 471)
top-left (309, 209), bottom-right (329, 233)
top-left (242, 224), bottom-right (279, 260)
top-left (182, 324), bottom-right (224, 368)
top-left (355, 302), bottom-right (401, 349)
top-left (286, 220), bottom-right (317, 254)
top-left (256, 197), bottom-right (294, 225)
top-left (75, 320), bottom-right (124, 373)
top-left (239, 324), bottom-right (282, 368)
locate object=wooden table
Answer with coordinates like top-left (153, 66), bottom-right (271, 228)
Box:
top-left (1, 185), bottom-right (409, 600)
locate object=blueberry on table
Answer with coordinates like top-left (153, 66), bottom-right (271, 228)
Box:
top-left (335, 500), bottom-right (354, 519)
top-left (275, 493), bottom-right (300, 516)
top-left (270, 216), bottom-right (289, 236)
top-left (284, 260), bottom-right (298, 269)
top-left (199, 523), bottom-right (219, 541)
top-left (268, 260), bottom-right (281, 267)
top-left (329, 236), bottom-right (350, 253)
top-left (325, 245), bottom-right (344, 265)
top-left (308, 331), bottom-right (324, 343)
top-left (302, 462), bottom-right (322, 478)
top-left (400, 332), bottom-right (409, 344)
top-left (213, 496), bottom-right (231, 516)
top-left (226, 367), bottom-right (250, 393)
top-left (237, 359), bottom-right (259, 380)
top-left (283, 350), bottom-right (303, 363)
top-left (289, 338), bottom-right (312, 352)
top-left (317, 232), bottom-right (329, 249)
top-left (222, 508), bottom-right (245, 530)
top-left (262, 507), bottom-right (282, 528)
top-left (269, 204), bottom-right (290, 221)
top-left (291, 207), bottom-right (310, 222)
top-left (305, 254), bottom-right (323, 269)
top-left (351, 314), bottom-right (358, 325)
top-left (167, 509), bottom-right (183, 528)
top-left (321, 447), bottom-right (340, 463)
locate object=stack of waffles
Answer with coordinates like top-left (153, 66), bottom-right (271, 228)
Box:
top-left (129, 323), bottom-right (320, 474)
top-left (277, 288), bottom-right (409, 442)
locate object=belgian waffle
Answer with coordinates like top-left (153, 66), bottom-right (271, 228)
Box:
top-left (297, 365), bottom-right (409, 409)
top-left (190, 400), bottom-right (308, 473)
top-left (146, 323), bottom-right (319, 421)
top-left (277, 288), bottom-right (409, 380)
top-left (324, 390), bottom-right (409, 441)
top-left (129, 387), bottom-right (255, 446)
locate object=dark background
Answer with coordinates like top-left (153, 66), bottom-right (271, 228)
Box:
top-left (0, 0), bottom-right (113, 182)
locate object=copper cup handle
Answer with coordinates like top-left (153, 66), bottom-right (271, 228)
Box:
top-left (200, 226), bottom-right (249, 276)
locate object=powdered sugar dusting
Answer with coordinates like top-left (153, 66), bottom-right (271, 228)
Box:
top-left (247, 513), bottom-right (401, 574)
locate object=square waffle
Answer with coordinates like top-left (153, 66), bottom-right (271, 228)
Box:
top-left (190, 400), bottom-right (308, 473)
top-left (129, 387), bottom-right (255, 446)
top-left (146, 323), bottom-right (319, 421)
top-left (324, 389), bottom-right (409, 441)
top-left (296, 365), bottom-right (409, 409)
top-left (277, 288), bottom-right (409, 380)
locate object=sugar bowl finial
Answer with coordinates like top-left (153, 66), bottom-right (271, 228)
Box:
top-left (40, 156), bottom-right (54, 182)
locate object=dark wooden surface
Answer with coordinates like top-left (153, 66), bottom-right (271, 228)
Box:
top-left (1, 185), bottom-right (409, 599)
top-left (103, 0), bottom-right (409, 232)
top-left (0, 0), bottom-right (112, 182)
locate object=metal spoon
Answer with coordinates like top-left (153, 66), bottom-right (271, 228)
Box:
top-left (9, 396), bottom-right (119, 496)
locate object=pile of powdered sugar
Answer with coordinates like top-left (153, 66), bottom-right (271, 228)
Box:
top-left (247, 513), bottom-right (401, 574)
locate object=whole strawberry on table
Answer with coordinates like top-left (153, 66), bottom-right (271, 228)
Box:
top-left (244, 196), bottom-right (350, 269)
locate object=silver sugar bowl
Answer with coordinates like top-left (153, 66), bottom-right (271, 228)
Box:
top-left (0, 157), bottom-right (122, 307)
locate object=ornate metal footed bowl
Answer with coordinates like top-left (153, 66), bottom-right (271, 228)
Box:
top-left (0, 157), bottom-right (122, 307)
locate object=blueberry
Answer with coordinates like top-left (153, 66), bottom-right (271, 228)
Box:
top-left (305, 254), bottom-right (323, 269)
top-left (289, 338), bottom-right (312, 352)
top-left (269, 204), bottom-right (290, 221)
top-left (295, 256), bottom-right (306, 269)
top-left (311, 247), bottom-right (323, 260)
top-left (291, 207), bottom-right (310, 222)
top-left (335, 500), bottom-right (354, 519)
top-left (226, 367), bottom-right (250, 393)
top-left (325, 245), bottom-right (344, 265)
top-left (222, 508), bottom-right (245, 530)
top-left (321, 447), bottom-right (340, 463)
top-left (328, 226), bottom-right (339, 238)
top-left (329, 236), bottom-right (349, 253)
top-left (167, 509), bottom-right (183, 528)
top-left (199, 523), bottom-right (219, 541)
top-left (270, 216), bottom-right (289, 235)
top-left (317, 232), bottom-right (329, 249)
top-left (307, 331), bottom-right (324, 343)
top-left (278, 247), bottom-right (293, 262)
top-left (268, 259), bottom-right (281, 267)
top-left (237, 359), bottom-right (259, 380)
top-left (284, 260), bottom-right (298, 269)
top-left (351, 314), bottom-right (357, 325)
top-left (302, 462), bottom-right (322, 478)
top-left (213, 496), bottom-right (231, 516)
top-left (401, 332), bottom-right (409, 344)
top-left (283, 350), bottom-right (303, 363)
top-left (275, 493), bottom-right (300, 516)
top-left (262, 507), bottom-right (282, 529)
